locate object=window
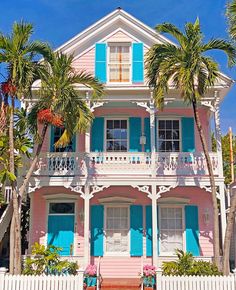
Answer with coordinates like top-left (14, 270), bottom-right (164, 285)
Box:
top-left (158, 119), bottom-right (180, 152)
top-left (105, 206), bottom-right (129, 254)
top-left (106, 119), bottom-right (128, 152)
top-left (49, 202), bottom-right (75, 214)
top-left (108, 44), bottom-right (131, 82)
top-left (51, 126), bottom-right (75, 152)
top-left (159, 207), bottom-right (184, 255)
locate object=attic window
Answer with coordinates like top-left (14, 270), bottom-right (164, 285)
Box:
top-left (108, 43), bottom-right (131, 82)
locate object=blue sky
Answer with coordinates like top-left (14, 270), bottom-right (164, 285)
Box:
top-left (0, 0), bottom-right (235, 133)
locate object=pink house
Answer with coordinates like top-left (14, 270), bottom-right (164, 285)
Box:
top-left (24, 8), bottom-right (232, 279)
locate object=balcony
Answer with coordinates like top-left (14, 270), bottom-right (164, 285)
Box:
top-left (23, 151), bottom-right (220, 178)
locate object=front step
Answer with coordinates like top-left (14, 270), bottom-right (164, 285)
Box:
top-left (101, 278), bottom-right (140, 290)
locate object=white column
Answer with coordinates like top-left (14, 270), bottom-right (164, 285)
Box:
top-left (151, 185), bottom-right (158, 267)
top-left (214, 91), bottom-right (223, 178)
top-left (219, 183), bottom-right (227, 245)
top-left (83, 185), bottom-right (91, 266)
top-left (149, 96), bottom-right (156, 177)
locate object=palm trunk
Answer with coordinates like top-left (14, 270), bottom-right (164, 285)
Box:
top-left (18, 123), bottom-right (48, 205)
top-left (192, 99), bottom-right (221, 270)
top-left (223, 191), bottom-right (236, 275)
top-left (9, 96), bottom-right (21, 274)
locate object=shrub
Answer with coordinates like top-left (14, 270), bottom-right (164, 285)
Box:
top-left (162, 250), bottom-right (222, 276)
top-left (23, 242), bottom-right (78, 275)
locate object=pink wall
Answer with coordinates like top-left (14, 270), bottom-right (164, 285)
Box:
top-left (30, 185), bottom-right (213, 257)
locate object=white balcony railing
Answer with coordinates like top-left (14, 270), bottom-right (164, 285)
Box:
top-left (23, 151), bottom-right (220, 178)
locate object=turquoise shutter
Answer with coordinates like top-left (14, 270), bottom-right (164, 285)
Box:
top-left (91, 205), bottom-right (104, 256)
top-left (146, 205), bottom-right (159, 256)
top-left (132, 43), bottom-right (144, 83)
top-left (144, 117), bottom-right (151, 152)
top-left (185, 205), bottom-right (200, 256)
top-left (130, 205), bottom-right (143, 256)
top-left (129, 117), bottom-right (142, 152)
top-left (50, 125), bottom-right (55, 152)
top-left (95, 43), bottom-right (107, 83)
top-left (146, 205), bottom-right (152, 256)
top-left (181, 117), bottom-right (195, 152)
top-left (91, 117), bottom-right (104, 152)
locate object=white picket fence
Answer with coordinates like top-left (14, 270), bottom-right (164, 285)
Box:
top-left (0, 268), bottom-right (84, 290)
top-left (156, 271), bottom-right (236, 290)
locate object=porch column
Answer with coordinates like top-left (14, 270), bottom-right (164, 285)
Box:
top-left (219, 183), bottom-right (227, 245)
top-left (83, 185), bottom-right (91, 266)
top-left (149, 94), bottom-right (156, 177)
top-left (151, 185), bottom-right (158, 267)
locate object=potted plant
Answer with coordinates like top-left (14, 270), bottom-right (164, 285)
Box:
top-left (141, 264), bottom-right (156, 290)
top-left (84, 264), bottom-right (97, 290)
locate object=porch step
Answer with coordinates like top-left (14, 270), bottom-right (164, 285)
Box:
top-left (101, 278), bottom-right (140, 290)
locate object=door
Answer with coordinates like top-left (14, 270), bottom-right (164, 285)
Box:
top-left (47, 202), bottom-right (75, 256)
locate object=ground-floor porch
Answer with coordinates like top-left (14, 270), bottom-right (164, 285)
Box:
top-left (28, 185), bottom-right (220, 277)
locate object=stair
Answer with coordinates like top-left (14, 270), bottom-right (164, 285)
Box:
top-left (101, 278), bottom-right (141, 290)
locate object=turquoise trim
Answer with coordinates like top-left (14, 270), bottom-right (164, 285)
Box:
top-left (91, 117), bottom-right (104, 152)
top-left (130, 205), bottom-right (143, 256)
top-left (181, 117), bottom-right (195, 152)
top-left (50, 125), bottom-right (55, 152)
top-left (132, 43), bottom-right (144, 83)
top-left (95, 43), bottom-right (107, 83)
top-left (129, 117), bottom-right (142, 152)
top-left (144, 117), bottom-right (151, 152)
top-left (185, 205), bottom-right (200, 256)
top-left (146, 205), bottom-right (152, 256)
top-left (91, 205), bottom-right (104, 256)
top-left (47, 215), bottom-right (74, 256)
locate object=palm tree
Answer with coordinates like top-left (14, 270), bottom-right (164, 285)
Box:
top-left (20, 50), bottom-right (103, 205)
top-left (0, 21), bottom-right (50, 274)
top-left (146, 18), bottom-right (236, 270)
top-left (222, 0), bottom-right (236, 275)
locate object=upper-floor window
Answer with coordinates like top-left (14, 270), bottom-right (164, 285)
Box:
top-left (106, 119), bottom-right (128, 152)
top-left (108, 44), bottom-right (131, 83)
top-left (158, 119), bottom-right (180, 152)
top-left (51, 126), bottom-right (75, 152)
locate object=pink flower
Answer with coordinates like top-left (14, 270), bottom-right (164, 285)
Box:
top-left (85, 264), bottom-right (97, 276)
top-left (143, 264), bottom-right (156, 277)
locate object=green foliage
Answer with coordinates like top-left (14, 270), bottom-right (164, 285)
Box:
top-left (23, 243), bottom-right (78, 275)
top-left (162, 250), bottom-right (222, 276)
top-left (227, 0), bottom-right (236, 40)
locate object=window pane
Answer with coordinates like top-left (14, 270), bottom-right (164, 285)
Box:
top-left (157, 120), bottom-right (180, 152)
top-left (106, 120), bottom-right (128, 152)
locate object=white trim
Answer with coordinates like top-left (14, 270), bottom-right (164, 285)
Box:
top-left (104, 117), bottom-right (129, 152)
top-left (158, 205), bottom-right (186, 257)
top-left (98, 196), bottom-right (135, 203)
top-left (103, 204), bottom-right (130, 257)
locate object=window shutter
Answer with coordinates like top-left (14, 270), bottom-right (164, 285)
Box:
top-left (91, 117), bottom-right (104, 152)
top-left (144, 117), bottom-right (151, 152)
top-left (185, 205), bottom-right (200, 256)
top-left (130, 205), bottom-right (143, 256)
top-left (91, 205), bottom-right (104, 256)
top-left (146, 205), bottom-right (152, 256)
top-left (95, 43), bottom-right (107, 83)
top-left (129, 117), bottom-right (142, 152)
top-left (132, 43), bottom-right (144, 83)
top-left (146, 205), bottom-right (159, 256)
top-left (50, 125), bottom-right (55, 152)
top-left (181, 117), bottom-right (195, 152)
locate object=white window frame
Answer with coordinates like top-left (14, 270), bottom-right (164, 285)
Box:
top-left (107, 42), bottom-right (132, 84)
top-left (157, 117), bottom-right (182, 152)
top-left (45, 199), bottom-right (77, 256)
top-left (104, 117), bottom-right (129, 152)
top-left (104, 204), bottom-right (130, 257)
top-left (158, 205), bottom-right (186, 256)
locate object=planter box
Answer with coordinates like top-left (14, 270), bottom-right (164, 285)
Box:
top-left (84, 277), bottom-right (97, 287)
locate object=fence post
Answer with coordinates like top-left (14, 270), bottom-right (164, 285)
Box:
top-left (156, 268), bottom-right (162, 290)
top-left (77, 269), bottom-right (84, 290)
top-left (0, 267), bottom-right (7, 290)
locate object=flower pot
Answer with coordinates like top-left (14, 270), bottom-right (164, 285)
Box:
top-left (86, 276), bottom-right (97, 287)
top-left (144, 287), bottom-right (153, 290)
top-left (86, 287), bottom-right (96, 290)
top-left (143, 276), bottom-right (155, 287)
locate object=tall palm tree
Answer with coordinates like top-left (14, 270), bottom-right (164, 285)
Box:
top-left (0, 21), bottom-right (49, 274)
top-left (146, 18), bottom-right (236, 270)
top-left (21, 50), bottom-right (104, 205)
top-left (222, 0), bottom-right (236, 275)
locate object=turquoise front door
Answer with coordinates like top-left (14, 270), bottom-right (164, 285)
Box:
top-left (47, 215), bottom-right (75, 256)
